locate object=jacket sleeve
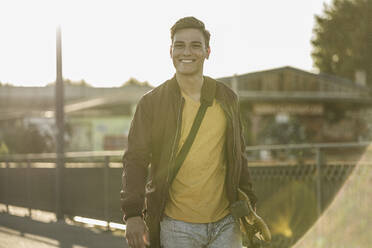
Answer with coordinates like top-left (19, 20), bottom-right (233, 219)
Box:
top-left (237, 103), bottom-right (258, 207)
top-left (120, 95), bottom-right (152, 221)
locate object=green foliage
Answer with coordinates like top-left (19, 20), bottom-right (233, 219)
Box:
top-left (0, 121), bottom-right (54, 154)
top-left (47, 79), bottom-right (92, 87)
top-left (121, 78), bottom-right (150, 87)
top-left (0, 142), bottom-right (9, 154)
top-left (312, 0), bottom-right (372, 86)
top-left (259, 117), bottom-right (307, 145)
top-left (258, 116), bottom-right (308, 161)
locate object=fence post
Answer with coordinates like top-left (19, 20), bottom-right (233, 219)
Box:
top-left (315, 147), bottom-right (323, 236)
top-left (5, 160), bottom-right (9, 213)
top-left (104, 156), bottom-right (110, 231)
top-left (27, 158), bottom-right (32, 218)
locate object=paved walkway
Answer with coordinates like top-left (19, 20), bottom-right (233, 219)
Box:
top-left (293, 144), bottom-right (372, 248)
top-left (0, 213), bottom-right (128, 248)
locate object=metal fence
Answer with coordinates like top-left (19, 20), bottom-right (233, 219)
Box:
top-left (244, 142), bottom-right (369, 247)
top-left (0, 151), bottom-right (124, 224)
top-left (0, 142), bottom-right (370, 248)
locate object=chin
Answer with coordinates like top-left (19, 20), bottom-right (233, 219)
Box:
top-left (177, 70), bottom-right (196, 75)
top-left (176, 67), bottom-right (202, 76)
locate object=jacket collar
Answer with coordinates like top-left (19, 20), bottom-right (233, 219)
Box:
top-left (169, 74), bottom-right (216, 106)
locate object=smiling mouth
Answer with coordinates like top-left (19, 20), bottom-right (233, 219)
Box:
top-left (180, 59), bottom-right (195, 63)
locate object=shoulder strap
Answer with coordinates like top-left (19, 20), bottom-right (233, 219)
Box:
top-left (169, 101), bottom-right (209, 185)
top-left (169, 77), bottom-right (216, 185)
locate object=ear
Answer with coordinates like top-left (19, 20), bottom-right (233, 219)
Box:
top-left (170, 45), bottom-right (173, 58)
top-left (206, 47), bottom-right (211, 59)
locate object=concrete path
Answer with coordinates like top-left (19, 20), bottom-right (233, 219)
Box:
top-left (293, 144), bottom-right (372, 248)
top-left (0, 213), bottom-right (128, 248)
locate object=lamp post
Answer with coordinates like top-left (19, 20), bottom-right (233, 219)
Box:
top-left (55, 26), bottom-right (65, 221)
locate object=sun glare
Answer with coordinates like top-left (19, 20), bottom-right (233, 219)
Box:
top-left (73, 216), bottom-right (126, 230)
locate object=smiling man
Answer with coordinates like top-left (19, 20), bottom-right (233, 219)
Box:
top-left (121, 17), bottom-right (257, 248)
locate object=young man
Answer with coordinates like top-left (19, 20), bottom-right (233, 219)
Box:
top-left (121, 17), bottom-right (257, 248)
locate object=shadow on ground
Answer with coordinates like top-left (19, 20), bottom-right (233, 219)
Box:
top-left (0, 213), bottom-right (128, 248)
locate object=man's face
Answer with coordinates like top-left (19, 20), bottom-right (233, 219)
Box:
top-left (170, 28), bottom-right (210, 76)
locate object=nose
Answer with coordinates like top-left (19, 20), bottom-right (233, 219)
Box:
top-left (183, 45), bottom-right (192, 56)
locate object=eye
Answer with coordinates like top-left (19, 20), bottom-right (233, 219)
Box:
top-left (174, 44), bottom-right (184, 49)
top-left (192, 44), bottom-right (202, 49)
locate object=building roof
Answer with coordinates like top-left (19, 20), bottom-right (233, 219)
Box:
top-left (218, 66), bottom-right (372, 104)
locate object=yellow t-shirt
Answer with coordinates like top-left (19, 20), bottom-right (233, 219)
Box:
top-left (164, 91), bottom-right (230, 223)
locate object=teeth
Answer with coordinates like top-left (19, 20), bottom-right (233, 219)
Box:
top-left (181, 60), bottom-right (193, 63)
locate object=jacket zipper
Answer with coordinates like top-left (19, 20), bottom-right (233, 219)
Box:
top-left (161, 96), bottom-right (184, 217)
top-left (167, 96), bottom-right (184, 182)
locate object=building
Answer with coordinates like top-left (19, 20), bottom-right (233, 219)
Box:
top-left (218, 66), bottom-right (372, 146)
top-left (0, 81), bottom-right (153, 152)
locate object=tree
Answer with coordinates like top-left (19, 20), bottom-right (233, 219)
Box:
top-left (0, 81), bottom-right (13, 87)
top-left (0, 142), bottom-right (9, 154)
top-left (121, 78), bottom-right (150, 87)
top-left (312, 0), bottom-right (372, 87)
top-left (46, 79), bottom-right (92, 87)
top-left (0, 121), bottom-right (54, 154)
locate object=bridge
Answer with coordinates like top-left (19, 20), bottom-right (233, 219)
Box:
top-left (1, 142), bottom-right (370, 248)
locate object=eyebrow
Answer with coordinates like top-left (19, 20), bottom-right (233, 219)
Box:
top-left (174, 41), bottom-right (203, 44)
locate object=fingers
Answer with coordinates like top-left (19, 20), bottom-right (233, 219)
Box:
top-left (143, 230), bottom-right (150, 246)
top-left (125, 233), bottom-right (134, 248)
top-left (125, 217), bottom-right (148, 248)
top-left (134, 234), bottom-right (142, 248)
top-left (126, 233), bottom-right (146, 248)
top-left (126, 233), bottom-right (137, 248)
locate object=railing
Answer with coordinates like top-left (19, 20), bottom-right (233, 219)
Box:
top-left (238, 91), bottom-right (372, 103)
top-left (0, 141), bottom-right (370, 248)
top-left (0, 150), bottom-right (124, 225)
top-left (244, 141), bottom-right (370, 247)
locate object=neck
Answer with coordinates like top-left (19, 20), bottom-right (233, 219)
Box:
top-left (176, 73), bottom-right (204, 95)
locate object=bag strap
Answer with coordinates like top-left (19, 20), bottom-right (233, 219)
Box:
top-left (169, 77), bottom-right (216, 185)
top-left (169, 100), bottom-right (209, 185)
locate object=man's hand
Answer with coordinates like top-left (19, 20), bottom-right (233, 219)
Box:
top-left (125, 216), bottom-right (150, 248)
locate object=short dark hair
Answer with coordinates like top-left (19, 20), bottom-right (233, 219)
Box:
top-left (170, 16), bottom-right (211, 48)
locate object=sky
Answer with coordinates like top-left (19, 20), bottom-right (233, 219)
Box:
top-left (0, 0), bottom-right (332, 87)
